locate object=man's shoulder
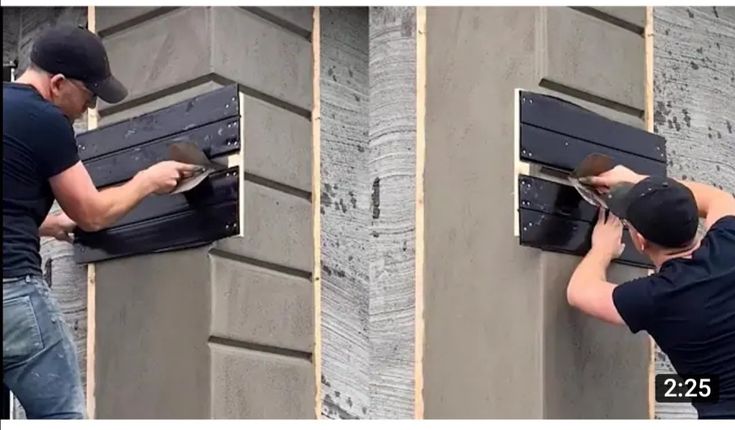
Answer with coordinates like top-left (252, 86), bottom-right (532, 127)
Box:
top-left (707, 215), bottom-right (735, 235)
top-left (696, 215), bottom-right (735, 265)
top-left (4, 83), bottom-right (68, 124)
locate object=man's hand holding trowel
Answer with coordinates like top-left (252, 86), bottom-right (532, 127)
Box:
top-left (166, 140), bottom-right (226, 194)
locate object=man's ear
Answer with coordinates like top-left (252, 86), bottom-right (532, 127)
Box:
top-left (635, 231), bottom-right (648, 252)
top-left (628, 227), bottom-right (646, 253)
top-left (48, 74), bottom-right (66, 95)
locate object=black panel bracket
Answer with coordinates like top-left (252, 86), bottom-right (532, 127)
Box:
top-left (513, 88), bottom-right (664, 268)
top-left (73, 85), bottom-right (246, 264)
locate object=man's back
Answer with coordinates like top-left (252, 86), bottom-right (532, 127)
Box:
top-left (3, 82), bottom-right (79, 278)
top-left (614, 216), bottom-right (735, 416)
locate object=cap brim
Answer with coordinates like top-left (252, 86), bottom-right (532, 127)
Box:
top-left (86, 75), bottom-right (128, 104)
top-left (603, 182), bottom-right (636, 219)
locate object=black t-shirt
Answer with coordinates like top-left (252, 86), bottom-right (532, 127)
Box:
top-left (613, 215), bottom-right (735, 418)
top-left (3, 83), bottom-right (80, 278)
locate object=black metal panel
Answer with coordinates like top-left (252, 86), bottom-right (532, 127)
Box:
top-left (520, 124), bottom-right (666, 176)
top-left (519, 174), bottom-right (598, 222)
top-left (518, 175), bottom-right (653, 268)
top-left (85, 118), bottom-right (240, 188)
top-left (519, 210), bottom-right (651, 268)
top-left (73, 169), bottom-right (239, 264)
top-left (77, 84), bottom-right (240, 161)
top-left (74, 200), bottom-right (238, 264)
top-left (71, 84), bottom-right (243, 264)
top-left (519, 91), bottom-right (666, 163)
top-left (89, 168), bottom-right (239, 230)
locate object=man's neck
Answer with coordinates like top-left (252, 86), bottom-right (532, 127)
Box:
top-left (15, 72), bottom-right (50, 101)
top-left (651, 240), bottom-right (700, 270)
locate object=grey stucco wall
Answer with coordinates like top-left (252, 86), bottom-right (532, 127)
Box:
top-left (423, 7), bottom-right (649, 418)
top-left (653, 6), bottom-right (735, 419)
top-left (91, 7), bottom-right (315, 418)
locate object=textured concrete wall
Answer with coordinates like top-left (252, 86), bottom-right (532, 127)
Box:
top-left (319, 7), bottom-right (371, 419)
top-left (92, 6), bottom-right (315, 418)
top-left (423, 7), bottom-right (649, 418)
top-left (3, 8), bottom-right (20, 64)
top-left (653, 6), bottom-right (735, 419)
top-left (367, 7), bottom-right (416, 419)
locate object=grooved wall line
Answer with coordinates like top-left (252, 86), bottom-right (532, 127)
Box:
top-left (209, 248), bottom-right (312, 280)
top-left (99, 73), bottom-right (312, 120)
top-left (208, 336), bottom-right (313, 361)
top-left (97, 7), bottom-right (179, 38)
top-left (539, 79), bottom-right (644, 118)
top-left (570, 7), bottom-right (645, 35)
top-left (242, 7), bottom-right (312, 40)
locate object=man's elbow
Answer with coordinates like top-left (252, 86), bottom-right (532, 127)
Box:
top-left (71, 208), bottom-right (106, 232)
top-left (566, 283), bottom-right (579, 308)
top-left (75, 218), bottom-right (104, 232)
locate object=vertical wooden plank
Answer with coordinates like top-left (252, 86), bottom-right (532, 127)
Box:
top-left (86, 6), bottom-right (98, 420)
top-left (644, 5), bottom-right (655, 421)
top-left (414, 5), bottom-right (426, 421)
top-left (312, 5), bottom-right (322, 420)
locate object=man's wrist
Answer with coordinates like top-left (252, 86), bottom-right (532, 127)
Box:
top-left (588, 247), bottom-right (615, 265)
top-left (132, 169), bottom-right (155, 196)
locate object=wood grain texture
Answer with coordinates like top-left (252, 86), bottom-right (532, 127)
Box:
top-left (368, 6), bottom-right (416, 419)
top-left (319, 7), bottom-right (371, 419)
top-left (653, 6), bottom-right (735, 420)
top-left (312, 6), bottom-right (322, 419)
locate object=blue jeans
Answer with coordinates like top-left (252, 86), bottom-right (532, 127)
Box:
top-left (3, 275), bottom-right (85, 419)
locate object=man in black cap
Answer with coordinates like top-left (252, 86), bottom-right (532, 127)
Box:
top-left (566, 165), bottom-right (735, 419)
top-left (3, 25), bottom-right (198, 418)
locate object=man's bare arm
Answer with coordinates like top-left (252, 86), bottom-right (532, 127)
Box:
top-left (585, 166), bottom-right (735, 231)
top-left (678, 180), bottom-right (735, 230)
top-left (39, 212), bottom-right (76, 241)
top-left (49, 160), bottom-right (198, 232)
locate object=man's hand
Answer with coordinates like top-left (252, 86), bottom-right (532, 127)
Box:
top-left (591, 208), bottom-right (625, 261)
top-left (40, 212), bottom-right (77, 242)
top-left (566, 208), bottom-right (626, 326)
top-left (136, 161), bottom-right (202, 195)
top-left (581, 165), bottom-right (646, 193)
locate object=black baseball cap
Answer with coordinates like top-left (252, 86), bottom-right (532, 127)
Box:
top-left (30, 25), bottom-right (127, 104)
top-left (605, 176), bottom-right (699, 248)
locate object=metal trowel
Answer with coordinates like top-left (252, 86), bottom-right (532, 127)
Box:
top-left (167, 140), bottom-right (224, 194)
top-left (568, 153), bottom-right (616, 208)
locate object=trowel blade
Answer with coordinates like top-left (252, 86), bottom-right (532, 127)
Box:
top-left (568, 153), bottom-right (616, 208)
top-left (168, 140), bottom-right (221, 169)
top-left (167, 139), bottom-right (222, 194)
